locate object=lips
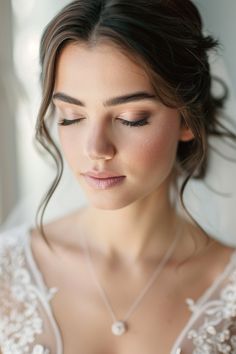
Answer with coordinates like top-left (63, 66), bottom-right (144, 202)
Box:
top-left (83, 175), bottom-right (126, 189)
top-left (82, 171), bottom-right (124, 179)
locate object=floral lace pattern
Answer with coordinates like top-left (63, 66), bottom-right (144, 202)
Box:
top-left (186, 267), bottom-right (236, 353)
top-left (0, 233), bottom-right (51, 354)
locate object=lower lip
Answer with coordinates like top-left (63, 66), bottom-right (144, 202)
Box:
top-left (83, 175), bottom-right (126, 189)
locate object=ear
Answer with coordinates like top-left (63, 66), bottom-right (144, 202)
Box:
top-left (179, 116), bottom-right (195, 142)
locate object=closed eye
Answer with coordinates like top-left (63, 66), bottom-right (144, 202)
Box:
top-left (57, 118), bottom-right (83, 126)
top-left (57, 116), bottom-right (150, 128)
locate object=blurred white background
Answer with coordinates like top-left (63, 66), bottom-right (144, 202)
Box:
top-left (0, 0), bottom-right (236, 244)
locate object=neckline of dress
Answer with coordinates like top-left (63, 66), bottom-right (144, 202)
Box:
top-left (23, 223), bottom-right (64, 354)
top-left (22, 222), bottom-right (236, 354)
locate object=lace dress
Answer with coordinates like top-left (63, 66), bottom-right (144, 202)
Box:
top-left (0, 222), bottom-right (236, 354)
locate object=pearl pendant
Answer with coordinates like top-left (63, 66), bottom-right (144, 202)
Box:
top-left (111, 320), bottom-right (127, 336)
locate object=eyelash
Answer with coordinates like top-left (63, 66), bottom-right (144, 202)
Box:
top-left (57, 116), bottom-right (150, 128)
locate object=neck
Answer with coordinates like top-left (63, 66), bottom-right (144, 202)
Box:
top-left (77, 185), bottom-right (191, 264)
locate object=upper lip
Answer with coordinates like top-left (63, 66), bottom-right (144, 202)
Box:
top-left (82, 170), bottom-right (124, 179)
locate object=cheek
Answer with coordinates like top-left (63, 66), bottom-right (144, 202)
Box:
top-left (128, 120), bottom-right (180, 177)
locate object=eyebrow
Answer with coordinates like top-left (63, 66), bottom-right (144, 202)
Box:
top-left (52, 91), bottom-right (157, 107)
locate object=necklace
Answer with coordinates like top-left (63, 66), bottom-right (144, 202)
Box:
top-left (81, 223), bottom-right (182, 336)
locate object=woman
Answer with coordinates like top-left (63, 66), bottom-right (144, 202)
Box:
top-left (1, 0), bottom-right (236, 353)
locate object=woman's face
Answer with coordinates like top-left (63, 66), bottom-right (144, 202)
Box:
top-left (53, 42), bottom-right (193, 209)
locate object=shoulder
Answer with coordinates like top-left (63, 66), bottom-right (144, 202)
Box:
top-left (29, 207), bottom-right (88, 254)
top-left (206, 238), bottom-right (236, 282)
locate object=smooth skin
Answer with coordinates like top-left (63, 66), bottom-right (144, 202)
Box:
top-left (30, 41), bottom-right (236, 354)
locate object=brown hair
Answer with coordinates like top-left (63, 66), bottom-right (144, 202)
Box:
top-left (34, 0), bottom-right (236, 260)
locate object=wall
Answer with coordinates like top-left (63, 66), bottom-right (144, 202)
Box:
top-left (193, 0), bottom-right (236, 94)
top-left (0, 0), bottom-right (19, 223)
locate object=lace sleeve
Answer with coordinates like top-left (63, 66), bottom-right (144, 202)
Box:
top-left (0, 233), bottom-right (50, 354)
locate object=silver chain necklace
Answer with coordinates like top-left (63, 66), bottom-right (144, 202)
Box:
top-left (81, 224), bottom-right (182, 336)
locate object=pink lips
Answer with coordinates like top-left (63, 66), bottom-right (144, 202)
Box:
top-left (82, 170), bottom-right (123, 179)
top-left (81, 170), bottom-right (126, 189)
top-left (82, 174), bottom-right (126, 190)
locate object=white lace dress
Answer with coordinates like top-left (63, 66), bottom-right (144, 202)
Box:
top-left (1, 222), bottom-right (236, 354)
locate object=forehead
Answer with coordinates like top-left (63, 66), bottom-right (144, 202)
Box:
top-left (54, 41), bottom-right (154, 98)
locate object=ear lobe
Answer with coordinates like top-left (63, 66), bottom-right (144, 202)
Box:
top-left (179, 127), bottom-right (195, 142)
top-left (179, 117), bottom-right (195, 142)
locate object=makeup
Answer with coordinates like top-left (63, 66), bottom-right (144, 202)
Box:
top-left (83, 175), bottom-right (126, 190)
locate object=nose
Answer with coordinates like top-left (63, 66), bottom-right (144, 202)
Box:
top-left (83, 123), bottom-right (115, 161)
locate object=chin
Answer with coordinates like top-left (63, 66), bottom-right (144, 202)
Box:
top-left (85, 191), bottom-right (140, 211)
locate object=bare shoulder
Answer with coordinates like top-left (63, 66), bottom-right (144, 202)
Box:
top-left (195, 234), bottom-right (236, 281)
top-left (205, 230), bottom-right (236, 257)
top-left (27, 207), bottom-right (89, 288)
top-left (176, 218), bottom-right (236, 267)
top-left (176, 219), bottom-right (236, 286)
top-left (29, 207), bottom-right (88, 255)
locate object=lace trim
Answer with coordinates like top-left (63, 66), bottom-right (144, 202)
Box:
top-left (0, 234), bottom-right (51, 354)
top-left (186, 269), bottom-right (236, 353)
